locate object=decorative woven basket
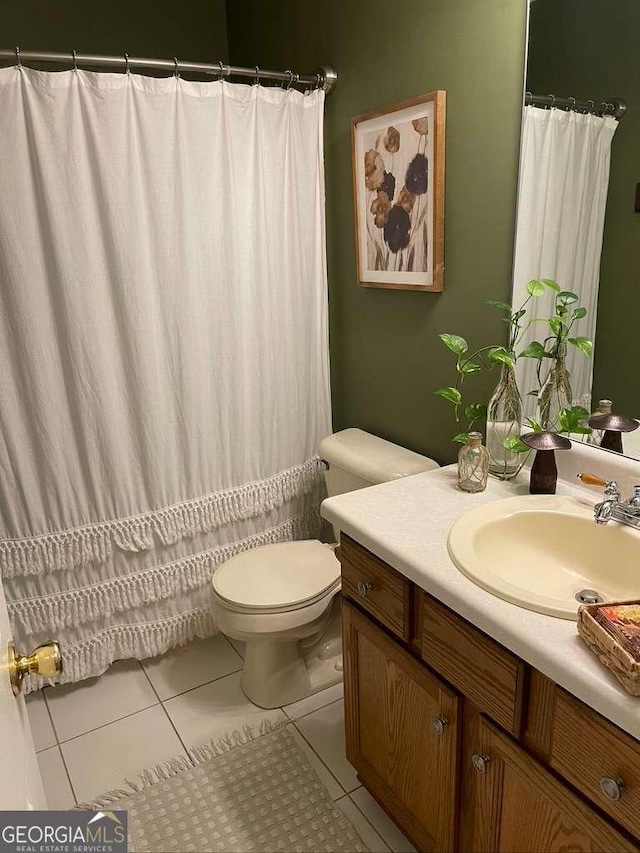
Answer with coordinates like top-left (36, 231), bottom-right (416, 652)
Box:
top-left (577, 601), bottom-right (640, 697)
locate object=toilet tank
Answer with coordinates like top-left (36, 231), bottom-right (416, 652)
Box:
top-left (318, 428), bottom-right (439, 498)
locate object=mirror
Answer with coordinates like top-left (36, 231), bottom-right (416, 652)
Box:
top-left (519, 0), bottom-right (640, 457)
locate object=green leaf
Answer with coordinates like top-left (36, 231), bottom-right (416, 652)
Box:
top-left (439, 333), bottom-right (468, 355)
top-left (519, 341), bottom-right (548, 359)
top-left (434, 387), bottom-right (462, 405)
top-left (526, 279), bottom-right (546, 297)
top-left (571, 405), bottom-right (590, 421)
top-left (556, 305), bottom-right (568, 316)
top-left (540, 278), bottom-right (561, 292)
top-left (465, 403), bottom-right (488, 422)
top-left (557, 405), bottom-right (590, 433)
top-left (503, 436), bottom-right (529, 453)
top-left (486, 300), bottom-right (513, 312)
top-left (511, 309), bottom-right (526, 322)
top-left (571, 426), bottom-right (592, 435)
top-left (557, 291), bottom-right (579, 308)
top-left (487, 347), bottom-right (516, 370)
top-left (452, 433), bottom-right (469, 444)
top-left (571, 307), bottom-right (587, 321)
top-left (527, 390), bottom-right (539, 397)
top-left (549, 316), bottom-right (566, 336)
top-left (457, 360), bottom-right (482, 375)
top-left (524, 418), bottom-right (543, 431)
top-left (568, 336), bottom-right (593, 357)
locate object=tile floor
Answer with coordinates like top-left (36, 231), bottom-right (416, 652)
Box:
top-left (27, 633), bottom-right (415, 853)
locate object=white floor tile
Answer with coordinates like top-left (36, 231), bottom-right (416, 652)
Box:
top-left (295, 699), bottom-right (359, 792)
top-left (288, 724), bottom-right (345, 800)
top-left (351, 787), bottom-right (417, 852)
top-left (163, 670), bottom-right (286, 749)
top-left (61, 705), bottom-right (186, 805)
top-left (336, 795), bottom-right (390, 853)
top-left (37, 747), bottom-right (76, 809)
top-left (46, 660), bottom-right (158, 742)
top-left (282, 681), bottom-right (344, 720)
top-left (26, 691), bottom-right (56, 752)
top-left (141, 634), bottom-right (242, 701)
top-left (226, 637), bottom-right (245, 659)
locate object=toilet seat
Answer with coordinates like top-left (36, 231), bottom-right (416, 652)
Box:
top-left (212, 540), bottom-right (340, 614)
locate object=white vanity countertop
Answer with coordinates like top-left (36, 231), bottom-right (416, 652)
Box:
top-left (321, 465), bottom-right (640, 741)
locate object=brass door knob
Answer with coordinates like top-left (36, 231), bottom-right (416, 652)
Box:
top-left (8, 641), bottom-right (63, 696)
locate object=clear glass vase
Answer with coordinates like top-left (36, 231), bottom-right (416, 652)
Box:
top-left (486, 364), bottom-right (523, 480)
top-left (457, 432), bottom-right (489, 493)
top-left (537, 344), bottom-right (572, 431)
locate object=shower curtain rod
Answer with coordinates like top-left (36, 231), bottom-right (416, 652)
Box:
top-left (525, 92), bottom-right (626, 119)
top-left (0, 48), bottom-right (338, 93)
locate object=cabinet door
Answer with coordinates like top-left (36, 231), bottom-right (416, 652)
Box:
top-left (342, 599), bottom-right (460, 852)
top-left (469, 717), bottom-right (639, 853)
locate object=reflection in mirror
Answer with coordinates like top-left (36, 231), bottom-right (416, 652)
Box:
top-left (514, 0), bottom-right (640, 457)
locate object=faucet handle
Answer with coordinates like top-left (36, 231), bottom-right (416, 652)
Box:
top-left (577, 472), bottom-right (607, 487)
top-left (578, 473), bottom-right (620, 500)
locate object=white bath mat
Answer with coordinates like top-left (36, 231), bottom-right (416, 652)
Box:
top-left (77, 722), bottom-right (368, 853)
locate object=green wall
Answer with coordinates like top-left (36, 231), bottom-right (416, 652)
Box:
top-left (528, 0), bottom-right (640, 415)
top-left (227, 0), bottom-right (528, 463)
top-left (2, 0), bottom-right (228, 70)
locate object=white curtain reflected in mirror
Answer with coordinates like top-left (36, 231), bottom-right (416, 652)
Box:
top-left (512, 106), bottom-right (617, 421)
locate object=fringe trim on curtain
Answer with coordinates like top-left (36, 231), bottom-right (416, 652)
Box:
top-left (75, 719), bottom-right (286, 810)
top-left (1, 457), bottom-right (326, 579)
top-left (25, 607), bottom-right (215, 693)
top-left (8, 509), bottom-right (321, 634)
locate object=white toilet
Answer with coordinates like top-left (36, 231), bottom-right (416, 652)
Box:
top-left (211, 428), bottom-right (438, 708)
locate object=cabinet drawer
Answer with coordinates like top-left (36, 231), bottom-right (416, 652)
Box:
top-left (420, 593), bottom-right (525, 735)
top-left (549, 689), bottom-right (640, 839)
top-left (339, 535), bottom-right (411, 641)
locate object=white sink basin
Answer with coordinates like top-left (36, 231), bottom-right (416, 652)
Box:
top-left (448, 495), bottom-right (640, 620)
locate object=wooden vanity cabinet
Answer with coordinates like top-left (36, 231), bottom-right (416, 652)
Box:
top-left (339, 534), bottom-right (640, 853)
top-left (343, 600), bottom-right (459, 852)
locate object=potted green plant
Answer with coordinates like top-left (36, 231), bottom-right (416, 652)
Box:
top-left (518, 288), bottom-right (593, 431)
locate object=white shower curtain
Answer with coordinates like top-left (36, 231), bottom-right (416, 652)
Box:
top-left (0, 66), bottom-right (331, 685)
top-left (512, 106), bottom-right (617, 416)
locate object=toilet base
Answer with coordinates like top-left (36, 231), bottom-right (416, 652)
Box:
top-left (240, 598), bottom-right (343, 709)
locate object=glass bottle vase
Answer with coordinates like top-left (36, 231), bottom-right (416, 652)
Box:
top-left (537, 344), bottom-right (572, 431)
top-left (486, 364), bottom-right (523, 480)
top-left (457, 432), bottom-right (489, 493)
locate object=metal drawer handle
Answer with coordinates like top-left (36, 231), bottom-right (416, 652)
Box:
top-left (471, 753), bottom-right (490, 774)
top-left (430, 717), bottom-right (448, 735)
top-left (356, 581), bottom-right (373, 597)
top-left (600, 776), bottom-right (624, 802)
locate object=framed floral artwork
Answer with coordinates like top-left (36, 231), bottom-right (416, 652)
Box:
top-left (351, 90), bottom-right (446, 291)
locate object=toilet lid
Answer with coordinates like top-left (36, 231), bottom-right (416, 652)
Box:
top-left (212, 540), bottom-right (340, 610)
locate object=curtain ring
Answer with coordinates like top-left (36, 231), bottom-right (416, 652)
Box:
top-left (568, 96), bottom-right (576, 112)
top-left (315, 71), bottom-right (322, 90)
top-left (218, 60), bottom-right (226, 80)
top-left (72, 49), bottom-right (78, 71)
top-left (254, 65), bottom-right (260, 85)
top-left (286, 69), bottom-right (294, 90)
top-left (587, 99), bottom-right (594, 113)
top-left (15, 46), bottom-right (21, 67)
top-left (548, 93), bottom-right (555, 109)
top-left (282, 69), bottom-right (292, 89)
top-left (174, 57), bottom-right (180, 78)
top-left (124, 53), bottom-right (130, 75)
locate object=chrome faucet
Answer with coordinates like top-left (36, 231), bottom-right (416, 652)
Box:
top-left (579, 473), bottom-right (640, 530)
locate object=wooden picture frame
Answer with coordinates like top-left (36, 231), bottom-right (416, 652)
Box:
top-left (351, 90), bottom-right (446, 292)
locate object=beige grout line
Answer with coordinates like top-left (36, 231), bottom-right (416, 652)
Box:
top-left (138, 662), bottom-right (192, 757)
top-left (344, 791), bottom-right (396, 853)
top-left (54, 701), bottom-right (161, 746)
top-left (283, 695), bottom-right (342, 722)
top-left (292, 719), bottom-right (347, 799)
